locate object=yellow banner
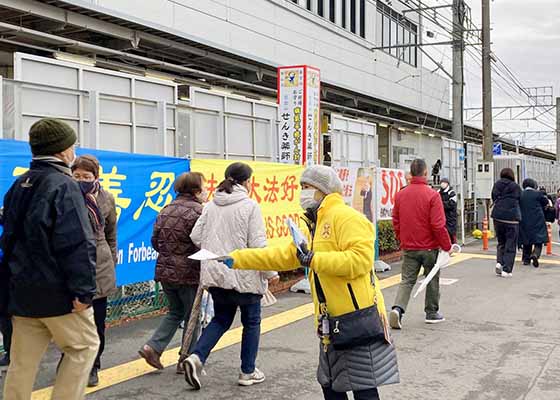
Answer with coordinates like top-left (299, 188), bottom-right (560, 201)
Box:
top-left (190, 159), bottom-right (305, 247)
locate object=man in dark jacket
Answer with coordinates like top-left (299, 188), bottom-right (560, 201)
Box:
top-left (0, 118), bottom-right (99, 400)
top-left (0, 207), bottom-right (11, 368)
top-left (390, 159), bottom-right (452, 330)
top-left (438, 177), bottom-right (458, 243)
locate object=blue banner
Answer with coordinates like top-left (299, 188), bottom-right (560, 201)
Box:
top-left (0, 139), bottom-right (190, 286)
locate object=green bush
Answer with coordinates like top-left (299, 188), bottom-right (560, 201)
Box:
top-left (378, 220), bottom-right (399, 253)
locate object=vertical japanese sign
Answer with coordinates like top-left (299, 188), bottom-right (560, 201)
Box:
top-left (190, 159), bottom-right (305, 247)
top-left (377, 168), bottom-right (407, 220)
top-left (0, 139), bottom-right (189, 286)
top-left (278, 65), bottom-right (321, 165)
top-left (334, 166), bottom-right (376, 223)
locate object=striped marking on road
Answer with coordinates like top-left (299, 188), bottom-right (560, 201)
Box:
top-left (32, 253), bottom-right (475, 398)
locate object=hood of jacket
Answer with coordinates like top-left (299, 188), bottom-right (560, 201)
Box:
top-left (212, 185), bottom-right (249, 207)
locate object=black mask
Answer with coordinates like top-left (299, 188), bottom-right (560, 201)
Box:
top-left (79, 181), bottom-right (95, 194)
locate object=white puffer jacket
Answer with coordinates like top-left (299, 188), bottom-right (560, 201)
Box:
top-left (190, 185), bottom-right (277, 295)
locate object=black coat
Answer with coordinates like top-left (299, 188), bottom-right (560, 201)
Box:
top-left (519, 189), bottom-right (549, 245)
top-left (439, 187), bottom-right (458, 235)
top-left (491, 178), bottom-right (522, 222)
top-left (0, 159), bottom-right (97, 318)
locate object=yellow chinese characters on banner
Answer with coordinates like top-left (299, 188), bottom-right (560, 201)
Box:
top-left (190, 159), bottom-right (305, 248)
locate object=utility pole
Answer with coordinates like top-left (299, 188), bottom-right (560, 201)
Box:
top-left (482, 0), bottom-right (493, 161)
top-left (556, 97), bottom-right (560, 162)
top-left (452, 0), bottom-right (464, 143)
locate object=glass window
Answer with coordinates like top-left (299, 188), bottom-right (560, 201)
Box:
top-left (383, 15), bottom-right (390, 47)
top-left (330, 0), bottom-right (336, 22)
top-left (376, 10), bottom-right (383, 45)
top-left (390, 19), bottom-right (397, 56)
top-left (342, 0), bottom-right (347, 29)
top-left (318, 0), bottom-right (324, 16)
top-left (360, 0), bottom-right (366, 38)
top-left (350, 0), bottom-right (356, 33)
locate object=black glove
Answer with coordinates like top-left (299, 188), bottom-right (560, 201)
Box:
top-left (297, 243), bottom-right (314, 267)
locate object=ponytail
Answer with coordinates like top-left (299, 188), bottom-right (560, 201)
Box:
top-left (217, 162), bottom-right (253, 194)
top-left (217, 177), bottom-right (236, 194)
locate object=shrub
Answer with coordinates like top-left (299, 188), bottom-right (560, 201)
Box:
top-left (378, 220), bottom-right (400, 253)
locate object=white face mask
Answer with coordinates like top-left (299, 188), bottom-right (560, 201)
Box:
top-left (300, 189), bottom-right (321, 211)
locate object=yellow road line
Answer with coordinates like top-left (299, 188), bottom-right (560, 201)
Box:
top-left (31, 253), bottom-right (475, 399)
top-left (461, 252), bottom-right (560, 265)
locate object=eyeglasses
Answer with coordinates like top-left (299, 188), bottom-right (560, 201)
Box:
top-left (72, 173), bottom-right (95, 182)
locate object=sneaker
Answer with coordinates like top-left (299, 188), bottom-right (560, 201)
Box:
top-left (531, 256), bottom-right (539, 268)
top-left (138, 344), bottom-right (164, 370)
top-left (495, 263), bottom-right (503, 276)
top-left (238, 368), bottom-right (266, 386)
top-left (87, 368), bottom-right (99, 387)
top-left (0, 354), bottom-right (9, 368)
top-left (501, 271), bottom-right (513, 278)
top-left (425, 312), bottom-right (445, 324)
top-left (184, 354), bottom-right (203, 390)
top-left (388, 308), bottom-right (402, 330)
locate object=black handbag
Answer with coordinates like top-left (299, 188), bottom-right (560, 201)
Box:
top-left (313, 272), bottom-right (389, 351)
top-left (544, 205), bottom-right (556, 223)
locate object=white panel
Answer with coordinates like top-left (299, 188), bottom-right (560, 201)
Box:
top-left (98, 123), bottom-right (132, 152)
top-left (100, 99), bottom-right (131, 123)
top-left (166, 129), bottom-right (175, 156)
top-left (194, 112), bottom-right (221, 154)
top-left (166, 108), bottom-right (176, 128)
top-left (135, 80), bottom-right (175, 102)
top-left (83, 71), bottom-right (131, 97)
top-left (98, 0), bottom-right (174, 26)
top-left (255, 120), bottom-right (272, 158)
top-left (194, 92), bottom-right (224, 111)
top-left (227, 117), bottom-right (252, 155)
top-left (136, 126), bottom-right (163, 155)
top-left (136, 103), bottom-right (158, 126)
top-left (227, 98), bottom-right (252, 115)
top-left (22, 89), bottom-right (79, 118)
top-left (348, 135), bottom-right (363, 160)
top-left (254, 103), bottom-right (277, 121)
top-left (21, 59), bottom-right (78, 89)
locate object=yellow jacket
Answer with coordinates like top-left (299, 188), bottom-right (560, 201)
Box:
top-left (231, 193), bottom-right (387, 323)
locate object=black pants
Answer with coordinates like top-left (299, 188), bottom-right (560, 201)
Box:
top-left (494, 221), bottom-right (519, 273)
top-left (0, 315), bottom-right (12, 358)
top-left (522, 244), bottom-right (543, 263)
top-left (93, 297), bottom-right (108, 370)
top-left (322, 386), bottom-right (380, 400)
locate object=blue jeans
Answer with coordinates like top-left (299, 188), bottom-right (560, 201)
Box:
top-left (192, 289), bottom-right (262, 374)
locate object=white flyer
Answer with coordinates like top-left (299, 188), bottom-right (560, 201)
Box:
top-left (285, 218), bottom-right (308, 252)
top-left (188, 249), bottom-right (230, 261)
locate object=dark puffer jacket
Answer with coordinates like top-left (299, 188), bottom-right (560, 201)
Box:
top-left (491, 178), bottom-right (522, 222)
top-left (1, 159), bottom-right (96, 318)
top-left (152, 194), bottom-right (202, 286)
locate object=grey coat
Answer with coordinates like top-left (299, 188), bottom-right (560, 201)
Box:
top-left (318, 341), bottom-right (400, 392)
top-left (94, 189), bottom-right (118, 299)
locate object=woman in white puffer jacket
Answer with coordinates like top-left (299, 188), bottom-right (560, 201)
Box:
top-left (185, 162), bottom-right (278, 390)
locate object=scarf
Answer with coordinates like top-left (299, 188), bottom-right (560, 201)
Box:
top-left (80, 180), bottom-right (104, 233)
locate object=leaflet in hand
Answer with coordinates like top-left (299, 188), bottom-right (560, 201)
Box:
top-left (189, 249), bottom-right (230, 261)
top-left (285, 218), bottom-right (308, 253)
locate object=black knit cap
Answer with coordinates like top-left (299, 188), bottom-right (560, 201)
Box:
top-left (29, 118), bottom-right (77, 156)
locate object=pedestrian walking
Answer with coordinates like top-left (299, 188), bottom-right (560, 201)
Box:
top-left (139, 172), bottom-right (206, 374)
top-left (389, 159), bottom-right (452, 330)
top-left (431, 159), bottom-right (442, 185)
top-left (71, 155), bottom-right (118, 387)
top-left (438, 177), bottom-right (458, 244)
top-left (0, 118), bottom-right (99, 400)
top-left (0, 208), bottom-right (12, 369)
top-left (491, 168), bottom-right (522, 278)
top-left (519, 179), bottom-right (549, 268)
top-left (218, 165), bottom-right (399, 400)
top-left (183, 162), bottom-right (278, 390)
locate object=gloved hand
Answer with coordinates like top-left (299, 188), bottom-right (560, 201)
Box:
top-left (297, 243), bottom-right (314, 268)
top-left (220, 257), bottom-right (234, 269)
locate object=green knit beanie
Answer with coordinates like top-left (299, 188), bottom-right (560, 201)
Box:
top-left (29, 118), bottom-right (77, 156)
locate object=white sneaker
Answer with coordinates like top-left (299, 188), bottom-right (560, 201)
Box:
top-left (238, 368), bottom-right (266, 386)
top-left (495, 263), bottom-right (503, 276)
top-left (184, 354), bottom-right (203, 390)
top-left (388, 308), bottom-right (402, 330)
top-left (501, 271), bottom-right (513, 278)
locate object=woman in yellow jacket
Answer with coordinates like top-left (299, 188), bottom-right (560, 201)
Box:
top-left (226, 165), bottom-right (399, 400)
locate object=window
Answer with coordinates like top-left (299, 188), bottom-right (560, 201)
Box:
top-left (376, 1), bottom-right (418, 67)
top-left (329, 0), bottom-right (335, 22)
top-left (342, 0), bottom-right (347, 29)
top-left (307, 0), bottom-right (312, 11)
top-left (350, 0), bottom-right (356, 33)
top-left (360, 0), bottom-right (366, 38)
top-left (318, 0), bottom-right (324, 17)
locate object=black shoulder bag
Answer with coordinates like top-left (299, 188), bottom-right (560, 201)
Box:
top-left (313, 272), bottom-right (389, 351)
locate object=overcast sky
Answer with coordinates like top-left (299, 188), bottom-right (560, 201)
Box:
top-left (423, 0), bottom-right (558, 150)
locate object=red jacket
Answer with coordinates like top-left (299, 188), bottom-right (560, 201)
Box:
top-left (393, 177), bottom-right (452, 251)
